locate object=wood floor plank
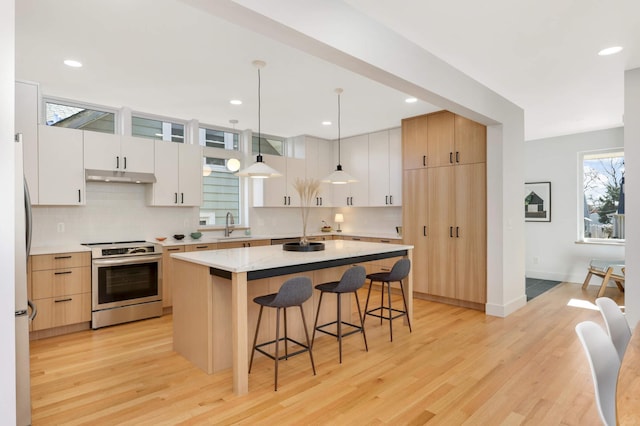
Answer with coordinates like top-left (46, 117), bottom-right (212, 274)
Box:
top-left (29, 283), bottom-right (623, 425)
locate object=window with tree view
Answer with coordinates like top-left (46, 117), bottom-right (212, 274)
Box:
top-left (582, 150), bottom-right (625, 241)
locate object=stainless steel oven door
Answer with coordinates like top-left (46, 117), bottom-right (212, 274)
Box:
top-left (92, 254), bottom-right (162, 311)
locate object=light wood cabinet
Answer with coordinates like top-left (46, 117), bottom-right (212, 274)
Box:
top-left (185, 243), bottom-right (218, 252)
top-left (217, 239), bottom-right (270, 249)
top-left (162, 245), bottom-right (185, 308)
top-left (402, 115), bottom-right (428, 170)
top-left (84, 132), bottom-right (154, 174)
top-left (402, 111), bottom-right (486, 307)
top-left (402, 169), bottom-right (429, 293)
top-left (15, 81), bottom-right (40, 204)
top-left (150, 141), bottom-right (202, 206)
top-left (368, 129), bottom-right (402, 206)
top-left (37, 125), bottom-right (86, 205)
top-left (30, 252), bottom-right (91, 331)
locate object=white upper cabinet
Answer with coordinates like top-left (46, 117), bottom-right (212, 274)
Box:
top-left (304, 136), bottom-right (334, 207)
top-left (368, 128), bottom-right (402, 206)
top-left (332, 134), bottom-right (369, 207)
top-left (252, 154), bottom-right (305, 207)
top-left (15, 81), bottom-right (40, 204)
top-left (38, 125), bottom-right (85, 205)
top-left (150, 141), bottom-right (202, 206)
top-left (84, 132), bottom-right (154, 173)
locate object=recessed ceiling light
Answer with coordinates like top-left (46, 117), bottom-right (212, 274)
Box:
top-left (322, 121), bottom-right (332, 126)
top-left (230, 99), bottom-right (242, 105)
top-left (63, 59), bottom-right (82, 68)
top-left (405, 97), bottom-right (418, 103)
top-left (598, 46), bottom-right (623, 56)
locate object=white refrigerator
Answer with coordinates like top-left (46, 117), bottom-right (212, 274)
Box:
top-left (15, 135), bottom-right (33, 425)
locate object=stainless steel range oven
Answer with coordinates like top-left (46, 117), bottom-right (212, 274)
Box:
top-left (85, 241), bottom-right (163, 329)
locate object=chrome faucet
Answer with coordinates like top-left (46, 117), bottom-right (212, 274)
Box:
top-left (225, 212), bottom-right (235, 237)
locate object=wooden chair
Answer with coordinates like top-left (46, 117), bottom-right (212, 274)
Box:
top-left (582, 260), bottom-right (625, 298)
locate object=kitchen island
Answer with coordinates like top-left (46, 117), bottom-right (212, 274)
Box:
top-left (171, 239), bottom-right (413, 395)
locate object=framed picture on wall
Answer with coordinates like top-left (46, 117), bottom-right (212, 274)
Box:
top-left (525, 182), bottom-right (551, 222)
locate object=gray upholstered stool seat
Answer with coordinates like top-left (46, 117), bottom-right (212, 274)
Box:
top-left (364, 258), bottom-right (412, 342)
top-left (312, 266), bottom-right (368, 363)
top-left (249, 276), bottom-right (316, 391)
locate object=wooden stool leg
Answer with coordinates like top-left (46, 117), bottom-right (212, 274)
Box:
top-left (597, 267), bottom-right (614, 298)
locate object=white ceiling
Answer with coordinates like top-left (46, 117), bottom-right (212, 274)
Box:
top-left (15, 0), bottom-right (640, 141)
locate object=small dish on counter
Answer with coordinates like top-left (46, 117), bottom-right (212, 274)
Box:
top-left (173, 234), bottom-right (185, 240)
top-left (155, 237), bottom-right (167, 242)
top-left (190, 232), bottom-right (202, 240)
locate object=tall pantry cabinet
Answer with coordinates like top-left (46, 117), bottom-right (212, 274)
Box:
top-left (402, 111), bottom-right (487, 308)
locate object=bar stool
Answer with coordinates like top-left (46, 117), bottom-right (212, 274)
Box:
top-left (363, 258), bottom-right (411, 342)
top-left (249, 276), bottom-right (316, 391)
top-left (312, 265), bottom-right (368, 363)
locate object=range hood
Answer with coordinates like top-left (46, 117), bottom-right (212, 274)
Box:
top-left (85, 169), bottom-right (156, 184)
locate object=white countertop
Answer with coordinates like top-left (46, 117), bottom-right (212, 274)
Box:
top-left (158, 231), bottom-right (401, 246)
top-left (171, 240), bottom-right (413, 273)
top-left (30, 244), bottom-right (91, 255)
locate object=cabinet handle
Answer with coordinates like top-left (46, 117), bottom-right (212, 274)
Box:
top-left (175, 193), bottom-right (178, 204)
top-left (423, 226), bottom-right (427, 237)
top-left (124, 157), bottom-right (127, 169)
top-left (385, 195), bottom-right (388, 205)
top-left (456, 226), bottom-right (460, 238)
top-left (167, 248), bottom-right (181, 252)
top-left (283, 196), bottom-right (287, 206)
top-left (319, 197), bottom-right (322, 206)
top-left (116, 156), bottom-right (120, 169)
top-left (54, 298), bottom-right (73, 303)
top-left (54, 255), bottom-right (72, 260)
top-left (380, 239), bottom-right (390, 243)
top-left (449, 226), bottom-right (453, 238)
top-left (456, 151), bottom-right (460, 163)
top-left (54, 271), bottom-right (72, 275)
top-left (196, 245), bottom-right (208, 249)
top-left (423, 155), bottom-right (426, 166)
top-left (181, 193), bottom-right (184, 204)
top-left (78, 189), bottom-right (81, 203)
top-left (449, 152), bottom-right (453, 164)
top-left (389, 195), bottom-right (393, 205)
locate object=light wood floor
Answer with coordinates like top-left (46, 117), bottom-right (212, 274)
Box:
top-left (29, 283), bottom-right (624, 425)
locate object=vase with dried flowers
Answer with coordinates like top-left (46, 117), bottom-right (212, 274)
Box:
top-left (293, 177), bottom-right (321, 246)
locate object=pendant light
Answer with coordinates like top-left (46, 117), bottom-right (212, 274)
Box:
top-left (323, 88), bottom-right (357, 184)
top-left (236, 60), bottom-right (282, 178)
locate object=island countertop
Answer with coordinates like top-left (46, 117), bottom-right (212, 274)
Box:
top-left (171, 240), bottom-right (414, 274)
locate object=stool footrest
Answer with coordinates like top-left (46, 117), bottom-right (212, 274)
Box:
top-left (254, 337), bottom-right (311, 361)
top-left (315, 320), bottom-right (363, 339)
top-left (365, 306), bottom-right (407, 321)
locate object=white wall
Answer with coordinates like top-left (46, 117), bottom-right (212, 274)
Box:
top-left (624, 68), bottom-right (640, 329)
top-left (525, 128), bottom-right (625, 283)
top-left (1, 0), bottom-right (17, 421)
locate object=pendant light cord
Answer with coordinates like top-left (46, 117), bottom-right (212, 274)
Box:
top-left (257, 67), bottom-right (262, 159)
top-left (337, 90), bottom-right (341, 167)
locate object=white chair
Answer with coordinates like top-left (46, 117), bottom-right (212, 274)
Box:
top-left (596, 297), bottom-right (631, 361)
top-left (575, 321), bottom-right (621, 426)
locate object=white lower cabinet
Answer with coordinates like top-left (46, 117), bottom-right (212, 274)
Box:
top-left (150, 142), bottom-right (202, 206)
top-left (37, 125), bottom-right (85, 205)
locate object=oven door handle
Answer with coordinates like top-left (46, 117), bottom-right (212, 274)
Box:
top-left (92, 254), bottom-right (163, 266)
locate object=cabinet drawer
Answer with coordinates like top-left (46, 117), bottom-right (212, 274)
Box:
top-left (31, 252), bottom-right (90, 271)
top-left (32, 292), bottom-right (91, 331)
top-left (32, 266), bottom-right (90, 299)
top-left (185, 243), bottom-right (217, 251)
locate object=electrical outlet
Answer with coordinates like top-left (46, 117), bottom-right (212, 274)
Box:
top-left (533, 256), bottom-right (539, 265)
top-left (57, 222), bottom-right (65, 233)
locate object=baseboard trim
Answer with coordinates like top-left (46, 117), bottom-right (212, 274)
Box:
top-left (485, 294), bottom-right (527, 318)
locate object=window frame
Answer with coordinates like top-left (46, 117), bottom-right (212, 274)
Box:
top-left (198, 123), bottom-right (240, 151)
top-left (43, 96), bottom-right (119, 134)
top-left (578, 147), bottom-right (625, 244)
top-left (130, 111), bottom-right (187, 143)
